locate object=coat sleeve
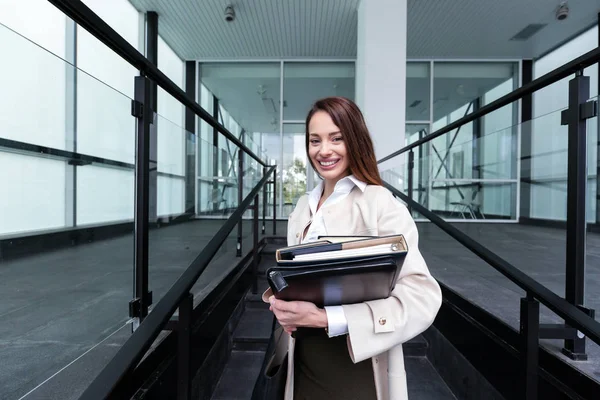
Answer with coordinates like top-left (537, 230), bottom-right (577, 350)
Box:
top-left (342, 188), bottom-right (442, 363)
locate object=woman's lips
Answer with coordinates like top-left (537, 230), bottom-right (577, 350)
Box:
top-left (318, 159), bottom-right (340, 170)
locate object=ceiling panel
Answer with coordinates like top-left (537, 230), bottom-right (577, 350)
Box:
top-left (128, 0), bottom-right (600, 61)
top-left (128, 0), bottom-right (359, 59)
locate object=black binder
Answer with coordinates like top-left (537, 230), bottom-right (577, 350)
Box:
top-left (266, 235), bottom-right (408, 307)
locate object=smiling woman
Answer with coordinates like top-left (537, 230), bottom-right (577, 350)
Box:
top-left (265, 96), bottom-right (442, 400)
top-left (305, 97), bottom-right (383, 192)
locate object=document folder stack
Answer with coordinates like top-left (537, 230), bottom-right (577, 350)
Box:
top-left (266, 235), bottom-right (408, 307)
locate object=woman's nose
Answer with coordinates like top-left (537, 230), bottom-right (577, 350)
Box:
top-left (319, 142), bottom-right (332, 156)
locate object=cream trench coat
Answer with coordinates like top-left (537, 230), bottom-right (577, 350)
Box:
top-left (262, 185), bottom-right (442, 400)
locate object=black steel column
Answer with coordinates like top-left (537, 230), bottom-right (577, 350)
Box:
top-left (146, 12), bottom-right (158, 110)
top-left (212, 97), bottom-right (220, 212)
top-left (145, 11), bottom-right (158, 223)
top-left (520, 60), bottom-right (534, 221)
top-left (273, 168), bottom-right (277, 235)
top-left (130, 76), bottom-right (154, 329)
top-left (472, 98), bottom-right (483, 207)
top-left (561, 71), bottom-right (595, 359)
top-left (262, 165), bottom-right (267, 234)
top-left (177, 293), bottom-right (193, 400)
top-left (253, 195), bottom-right (259, 294)
top-left (184, 61), bottom-right (196, 214)
top-left (520, 295), bottom-right (539, 400)
top-left (237, 150), bottom-right (243, 257)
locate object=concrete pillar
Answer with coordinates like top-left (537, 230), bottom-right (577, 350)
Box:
top-left (355, 0), bottom-right (407, 170)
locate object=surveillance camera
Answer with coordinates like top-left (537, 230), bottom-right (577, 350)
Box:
top-left (225, 5), bottom-right (235, 22)
top-left (556, 2), bottom-right (569, 21)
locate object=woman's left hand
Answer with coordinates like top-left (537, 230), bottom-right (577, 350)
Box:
top-left (269, 296), bottom-right (328, 334)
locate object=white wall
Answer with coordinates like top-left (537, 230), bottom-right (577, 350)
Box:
top-left (356, 0), bottom-right (407, 171)
top-left (0, 0), bottom-right (67, 235)
top-left (532, 26), bottom-right (598, 221)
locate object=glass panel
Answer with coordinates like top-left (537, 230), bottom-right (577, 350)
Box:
top-left (150, 114), bottom-right (199, 304)
top-left (283, 62), bottom-right (355, 120)
top-left (282, 124), bottom-right (309, 217)
top-left (527, 105), bottom-right (569, 221)
top-left (200, 62), bottom-right (279, 215)
top-left (433, 62), bottom-right (518, 126)
top-left (0, 21), bottom-right (67, 150)
top-left (199, 62), bottom-right (280, 138)
top-left (196, 133), bottom-right (238, 217)
top-left (0, 21), bottom-right (135, 398)
top-left (406, 62), bottom-right (430, 121)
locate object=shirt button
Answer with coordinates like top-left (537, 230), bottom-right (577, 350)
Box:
top-left (296, 233), bottom-right (300, 238)
top-left (379, 317), bottom-right (387, 326)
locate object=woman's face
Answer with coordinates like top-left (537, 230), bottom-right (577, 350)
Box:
top-left (307, 111), bottom-right (350, 184)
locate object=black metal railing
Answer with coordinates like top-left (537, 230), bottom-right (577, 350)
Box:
top-left (384, 185), bottom-right (600, 399)
top-left (81, 166), bottom-right (276, 400)
top-left (379, 47), bottom-right (600, 399)
top-left (37, 0), bottom-right (276, 327)
top-left (46, 0), bottom-right (264, 166)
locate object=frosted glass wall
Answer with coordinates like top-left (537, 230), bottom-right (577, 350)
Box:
top-left (0, 0), bottom-right (67, 235)
top-left (0, 0), bottom-right (192, 235)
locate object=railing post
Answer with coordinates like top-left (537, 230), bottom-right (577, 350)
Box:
top-left (273, 168), bottom-right (277, 235)
top-left (262, 166), bottom-right (267, 235)
top-left (253, 195), bottom-right (259, 294)
top-left (177, 292), bottom-right (193, 400)
top-left (408, 150), bottom-right (414, 213)
top-left (237, 150), bottom-right (243, 257)
top-left (560, 70), bottom-right (597, 359)
top-left (520, 294), bottom-right (539, 400)
top-left (129, 75), bottom-right (154, 331)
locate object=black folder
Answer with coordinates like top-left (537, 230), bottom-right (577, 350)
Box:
top-left (266, 235), bottom-right (408, 307)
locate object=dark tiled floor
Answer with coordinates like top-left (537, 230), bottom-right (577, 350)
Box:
top-left (0, 219), bottom-right (286, 400)
top-left (2, 218), bottom-right (598, 399)
top-left (416, 222), bottom-right (600, 382)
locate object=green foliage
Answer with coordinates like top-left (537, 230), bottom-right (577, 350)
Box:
top-left (282, 158), bottom-right (306, 204)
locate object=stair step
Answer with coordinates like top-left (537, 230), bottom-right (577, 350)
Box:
top-left (405, 357), bottom-right (457, 399)
top-left (261, 243), bottom-right (280, 255)
top-left (211, 350), bottom-right (265, 400)
top-left (234, 308), bottom-right (273, 342)
top-left (404, 335), bottom-right (428, 357)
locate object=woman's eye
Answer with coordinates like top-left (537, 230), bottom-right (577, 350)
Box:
top-left (310, 140), bottom-right (320, 145)
top-left (332, 136), bottom-right (343, 142)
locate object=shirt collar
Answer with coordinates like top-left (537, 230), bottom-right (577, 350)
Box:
top-left (307, 175), bottom-right (367, 214)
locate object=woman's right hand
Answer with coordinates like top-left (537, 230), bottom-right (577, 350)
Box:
top-left (269, 296), bottom-right (328, 334)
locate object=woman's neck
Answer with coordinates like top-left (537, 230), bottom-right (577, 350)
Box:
top-left (320, 174), bottom-right (350, 204)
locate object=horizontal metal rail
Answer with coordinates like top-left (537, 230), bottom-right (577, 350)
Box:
top-left (378, 46), bottom-right (600, 163)
top-left (80, 166), bottom-right (276, 399)
top-left (46, 0), bottom-right (267, 167)
top-left (383, 182), bottom-right (600, 346)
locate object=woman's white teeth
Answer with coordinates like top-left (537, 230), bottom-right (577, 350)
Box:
top-left (320, 160), bottom-right (338, 166)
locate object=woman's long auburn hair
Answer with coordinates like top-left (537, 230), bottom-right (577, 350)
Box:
top-left (305, 96), bottom-right (383, 186)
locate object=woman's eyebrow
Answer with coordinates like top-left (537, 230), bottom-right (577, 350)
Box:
top-left (308, 131), bottom-right (341, 136)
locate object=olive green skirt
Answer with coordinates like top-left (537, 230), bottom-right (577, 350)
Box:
top-left (293, 329), bottom-right (377, 400)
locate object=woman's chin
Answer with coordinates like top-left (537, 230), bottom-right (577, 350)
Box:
top-left (318, 167), bottom-right (346, 182)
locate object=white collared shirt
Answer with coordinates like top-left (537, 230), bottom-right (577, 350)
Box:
top-left (302, 174), bottom-right (367, 337)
